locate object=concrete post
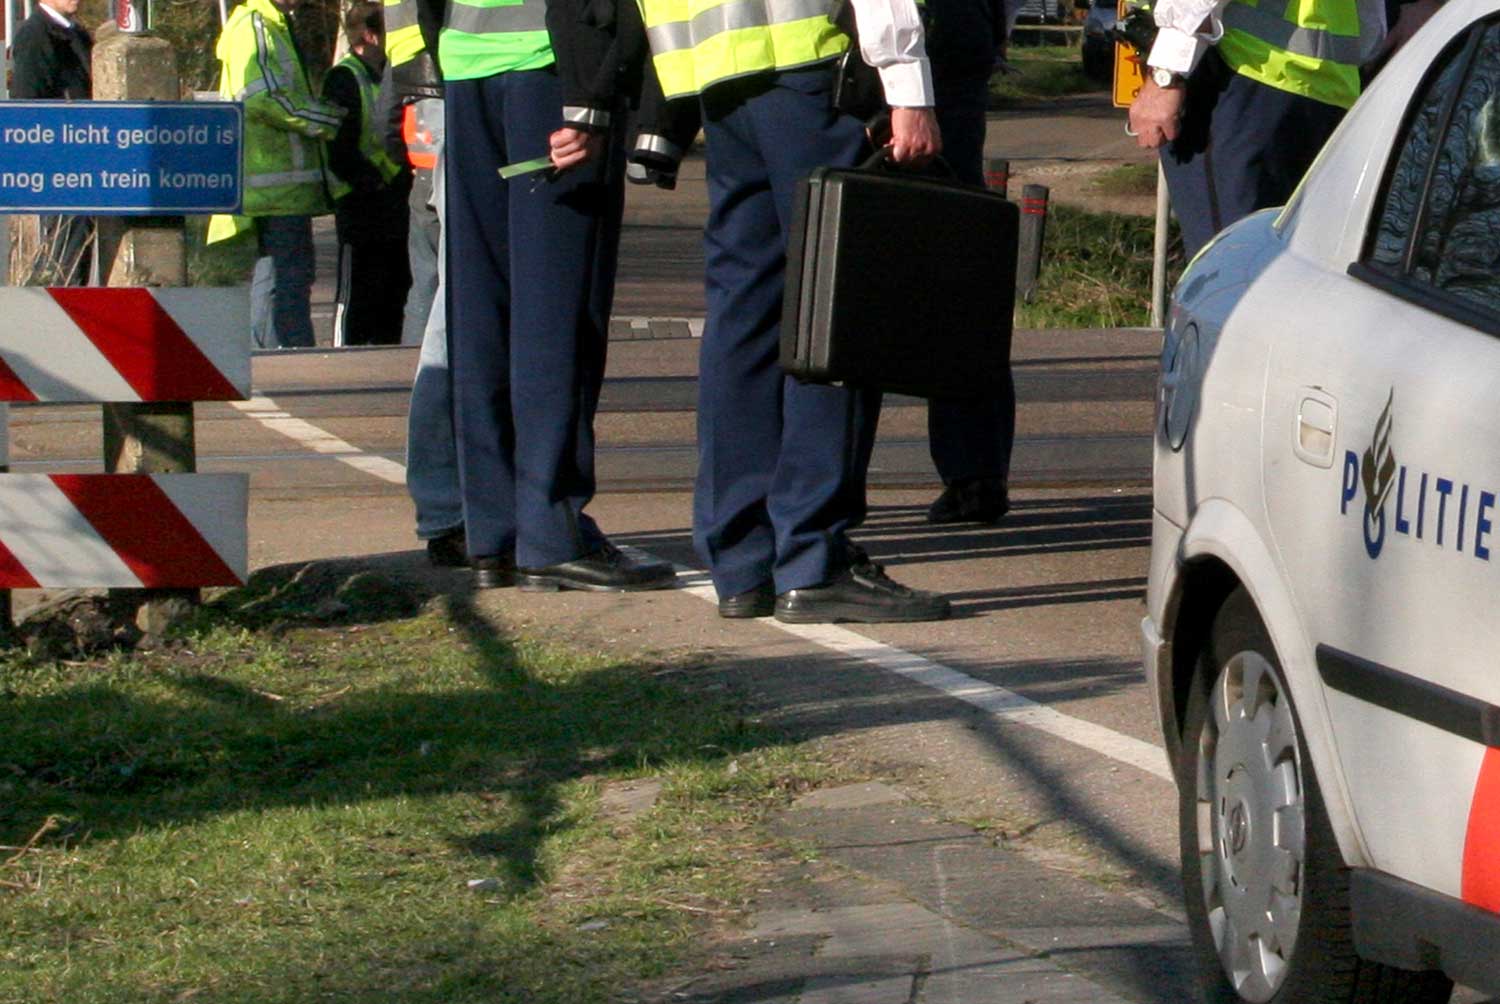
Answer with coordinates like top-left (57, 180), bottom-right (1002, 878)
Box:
top-left (1015, 184), bottom-right (1050, 305)
top-left (92, 27), bottom-right (201, 624)
top-left (984, 158), bottom-right (1010, 199)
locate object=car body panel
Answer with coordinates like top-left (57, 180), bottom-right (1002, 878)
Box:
top-left (1145, 0), bottom-right (1500, 986)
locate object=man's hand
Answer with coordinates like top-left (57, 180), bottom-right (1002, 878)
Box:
top-left (887, 107), bottom-right (942, 168)
top-left (549, 126), bottom-right (604, 171)
top-left (1128, 78), bottom-right (1186, 150)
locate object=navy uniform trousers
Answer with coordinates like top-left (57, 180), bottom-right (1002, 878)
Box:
top-left (1162, 50), bottom-right (1345, 256)
top-left (927, 66), bottom-right (1015, 487)
top-left (695, 67), bottom-right (880, 599)
top-left (445, 68), bottom-right (625, 567)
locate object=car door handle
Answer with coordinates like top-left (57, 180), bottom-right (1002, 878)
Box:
top-left (1294, 390), bottom-right (1337, 469)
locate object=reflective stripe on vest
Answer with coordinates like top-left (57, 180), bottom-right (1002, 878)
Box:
top-left (642, 0), bottom-right (847, 98)
top-left (439, 0), bottom-right (553, 79)
top-left (403, 102), bottom-right (440, 169)
top-left (383, 0), bottom-right (426, 67)
top-left (1217, 0), bottom-right (1383, 109)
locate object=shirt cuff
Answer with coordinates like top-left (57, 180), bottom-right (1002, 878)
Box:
top-left (563, 105), bottom-right (611, 130)
top-left (877, 59), bottom-right (934, 108)
top-left (1147, 27), bottom-right (1209, 75)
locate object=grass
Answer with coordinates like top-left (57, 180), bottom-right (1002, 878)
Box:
top-left (0, 568), bottom-right (828, 1004)
top-left (1019, 202), bottom-right (1183, 328)
top-left (990, 43), bottom-right (1104, 106)
top-left (187, 216), bottom-right (257, 288)
top-left (1091, 163), bottom-right (1160, 198)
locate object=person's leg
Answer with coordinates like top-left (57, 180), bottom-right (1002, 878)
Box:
top-left (259, 215), bottom-right (317, 348)
top-left (250, 249), bottom-right (276, 349)
top-left (926, 72), bottom-right (1014, 521)
top-left (402, 168), bottom-right (439, 347)
top-left (405, 143), bottom-right (465, 558)
top-left (503, 69), bottom-right (657, 582)
top-left (446, 76), bottom-right (518, 566)
top-left (694, 77), bottom-right (795, 602)
top-left (752, 68), bottom-right (884, 594)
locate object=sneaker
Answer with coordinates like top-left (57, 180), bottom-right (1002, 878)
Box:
top-left (774, 548), bottom-right (951, 623)
top-left (426, 526), bottom-right (468, 568)
top-left (926, 478), bottom-right (1010, 525)
top-left (517, 540), bottom-right (675, 593)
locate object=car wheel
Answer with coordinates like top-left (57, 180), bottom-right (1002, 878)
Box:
top-left (1178, 589), bottom-right (1453, 1004)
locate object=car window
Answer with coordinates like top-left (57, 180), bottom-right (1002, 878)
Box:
top-left (1369, 31), bottom-right (1473, 270)
top-left (1412, 24), bottom-right (1500, 313)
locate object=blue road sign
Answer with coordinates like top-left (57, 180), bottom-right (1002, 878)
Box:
top-left (0, 101), bottom-right (243, 214)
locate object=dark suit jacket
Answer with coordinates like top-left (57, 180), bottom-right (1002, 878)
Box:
top-left (11, 4), bottom-right (92, 100)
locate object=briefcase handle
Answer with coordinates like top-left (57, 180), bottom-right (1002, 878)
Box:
top-left (859, 149), bottom-right (959, 182)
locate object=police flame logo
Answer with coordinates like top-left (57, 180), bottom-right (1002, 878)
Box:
top-left (1360, 390), bottom-right (1397, 559)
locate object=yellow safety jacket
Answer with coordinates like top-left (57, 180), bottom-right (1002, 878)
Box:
top-left (439, 0), bottom-right (553, 81)
top-left (326, 53), bottom-right (405, 201)
top-left (1219, 0), bottom-right (1385, 109)
top-left (640, 0), bottom-right (849, 99)
top-left (207, 0), bottom-right (344, 243)
top-left (383, 0), bottom-right (426, 67)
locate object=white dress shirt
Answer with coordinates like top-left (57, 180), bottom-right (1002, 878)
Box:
top-left (848, 0), bottom-right (936, 107)
top-left (1146, 0), bottom-right (1230, 74)
top-left (38, 2), bottom-right (75, 28)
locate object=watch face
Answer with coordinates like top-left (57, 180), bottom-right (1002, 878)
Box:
top-left (1153, 68), bottom-right (1177, 87)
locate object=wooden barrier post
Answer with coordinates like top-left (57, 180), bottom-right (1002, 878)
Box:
top-left (984, 158), bottom-right (1010, 199)
top-left (92, 22), bottom-right (198, 630)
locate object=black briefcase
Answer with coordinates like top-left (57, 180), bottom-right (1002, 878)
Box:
top-left (780, 156), bottom-right (1018, 399)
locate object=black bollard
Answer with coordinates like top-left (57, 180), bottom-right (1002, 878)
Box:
top-left (1016, 183), bottom-right (1049, 304)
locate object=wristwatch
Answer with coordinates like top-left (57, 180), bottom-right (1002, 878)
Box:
top-left (1151, 66), bottom-right (1184, 88)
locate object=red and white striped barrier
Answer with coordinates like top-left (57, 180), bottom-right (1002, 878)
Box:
top-left (0, 473), bottom-right (246, 587)
top-left (0, 287), bottom-right (249, 402)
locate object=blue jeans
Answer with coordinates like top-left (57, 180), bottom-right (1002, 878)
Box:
top-left (402, 168), bottom-right (440, 347)
top-left (405, 142), bottom-right (463, 540)
top-left (251, 215), bottom-right (316, 349)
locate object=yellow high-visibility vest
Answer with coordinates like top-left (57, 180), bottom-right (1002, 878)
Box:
top-left (326, 53), bottom-right (405, 202)
top-left (1218, 0), bottom-right (1385, 109)
top-left (382, 0), bottom-right (426, 67)
top-left (207, 0), bottom-right (343, 243)
top-left (640, 0), bottom-right (850, 100)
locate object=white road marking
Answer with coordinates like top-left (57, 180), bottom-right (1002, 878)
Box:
top-left (233, 397), bottom-right (1170, 783)
top-left (644, 559), bottom-right (1172, 782)
top-left (231, 396), bottom-right (407, 484)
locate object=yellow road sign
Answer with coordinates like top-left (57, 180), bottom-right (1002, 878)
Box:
top-left (1112, 0), bottom-right (1145, 108)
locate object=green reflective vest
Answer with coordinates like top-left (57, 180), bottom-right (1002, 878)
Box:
top-left (327, 53), bottom-right (405, 202)
top-left (1218, 0), bottom-right (1384, 109)
top-left (383, 0), bottom-right (426, 67)
top-left (640, 0), bottom-right (849, 100)
top-left (207, 0), bottom-right (343, 242)
top-left (439, 0), bottom-right (553, 81)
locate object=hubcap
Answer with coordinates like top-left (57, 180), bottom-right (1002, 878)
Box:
top-left (1196, 650), bottom-right (1306, 1003)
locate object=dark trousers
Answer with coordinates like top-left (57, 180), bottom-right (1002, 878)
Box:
top-left (695, 67), bottom-right (879, 598)
top-left (928, 71), bottom-right (1016, 486)
top-left (444, 69), bottom-right (624, 567)
top-left (334, 206), bottom-right (412, 346)
top-left (1162, 51), bottom-right (1345, 256)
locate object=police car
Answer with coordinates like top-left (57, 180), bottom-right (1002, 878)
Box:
top-left (1141, 1), bottom-right (1500, 1001)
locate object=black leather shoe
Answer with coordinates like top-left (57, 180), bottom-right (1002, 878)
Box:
top-left (718, 582), bottom-right (774, 619)
top-left (472, 553), bottom-right (516, 589)
top-left (426, 526), bottom-right (468, 568)
top-left (926, 477), bottom-right (1010, 525)
top-left (774, 549), bottom-right (951, 623)
top-left (517, 541), bottom-right (675, 593)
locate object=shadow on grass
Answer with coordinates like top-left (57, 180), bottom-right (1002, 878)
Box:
top-left (0, 565), bottom-right (767, 898)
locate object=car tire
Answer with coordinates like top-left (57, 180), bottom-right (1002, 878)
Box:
top-left (1178, 588), bottom-right (1453, 1004)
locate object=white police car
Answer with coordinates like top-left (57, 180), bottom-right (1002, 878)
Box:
top-left (1141, 2), bottom-right (1500, 1001)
